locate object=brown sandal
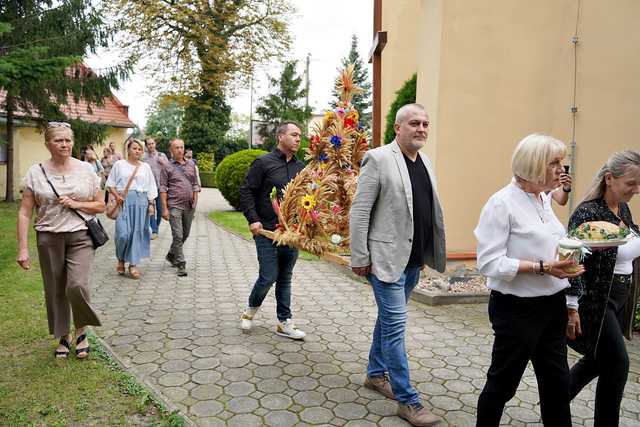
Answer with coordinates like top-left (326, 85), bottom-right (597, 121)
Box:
top-left (116, 261), bottom-right (125, 275)
top-left (129, 266), bottom-right (141, 279)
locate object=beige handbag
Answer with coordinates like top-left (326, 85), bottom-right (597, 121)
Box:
top-left (106, 164), bottom-right (140, 220)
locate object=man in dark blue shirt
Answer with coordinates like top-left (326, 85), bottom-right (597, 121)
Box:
top-left (239, 122), bottom-right (306, 340)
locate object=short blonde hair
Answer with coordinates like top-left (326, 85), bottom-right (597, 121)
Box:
top-left (511, 133), bottom-right (566, 184)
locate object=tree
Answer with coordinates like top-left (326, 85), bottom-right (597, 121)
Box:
top-left (0, 1), bottom-right (132, 201)
top-left (383, 74), bottom-right (416, 145)
top-left (255, 61), bottom-right (312, 151)
top-left (144, 98), bottom-right (184, 153)
top-left (331, 35), bottom-right (372, 129)
top-left (180, 93), bottom-right (231, 155)
top-left (107, 0), bottom-right (293, 99)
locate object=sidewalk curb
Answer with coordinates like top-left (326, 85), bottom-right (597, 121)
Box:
top-left (92, 333), bottom-right (198, 427)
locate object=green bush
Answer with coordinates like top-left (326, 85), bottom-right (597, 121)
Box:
top-left (196, 152), bottom-right (215, 173)
top-left (383, 73), bottom-right (417, 145)
top-left (200, 172), bottom-right (216, 188)
top-left (215, 149), bottom-right (267, 210)
top-left (635, 303), bottom-right (640, 330)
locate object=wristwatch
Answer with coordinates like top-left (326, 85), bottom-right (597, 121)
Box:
top-left (562, 186), bottom-right (572, 193)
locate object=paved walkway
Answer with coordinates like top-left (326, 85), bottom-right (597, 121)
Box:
top-left (92, 189), bottom-right (640, 426)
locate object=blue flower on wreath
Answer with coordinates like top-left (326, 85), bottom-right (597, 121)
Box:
top-left (330, 135), bottom-right (342, 148)
top-left (318, 152), bottom-right (328, 162)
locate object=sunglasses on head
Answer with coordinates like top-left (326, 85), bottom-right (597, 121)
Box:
top-left (47, 121), bottom-right (71, 129)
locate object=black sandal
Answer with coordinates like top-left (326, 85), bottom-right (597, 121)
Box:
top-left (75, 334), bottom-right (90, 359)
top-left (55, 337), bottom-right (70, 359)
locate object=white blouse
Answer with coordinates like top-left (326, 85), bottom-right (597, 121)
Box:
top-left (105, 160), bottom-right (158, 201)
top-left (474, 181), bottom-right (569, 297)
top-left (614, 236), bottom-right (640, 275)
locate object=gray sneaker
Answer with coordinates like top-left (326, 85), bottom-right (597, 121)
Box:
top-left (177, 263), bottom-right (187, 277)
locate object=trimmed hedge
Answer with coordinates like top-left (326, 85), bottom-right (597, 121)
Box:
top-left (215, 149), bottom-right (267, 210)
top-left (383, 74), bottom-right (417, 145)
top-left (200, 172), bottom-right (216, 188)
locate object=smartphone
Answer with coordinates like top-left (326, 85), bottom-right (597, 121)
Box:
top-left (563, 165), bottom-right (570, 174)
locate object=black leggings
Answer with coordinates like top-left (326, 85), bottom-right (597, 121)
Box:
top-left (569, 283), bottom-right (630, 427)
top-left (476, 291), bottom-right (571, 427)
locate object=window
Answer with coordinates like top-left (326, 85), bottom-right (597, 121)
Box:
top-left (0, 132), bottom-right (7, 164)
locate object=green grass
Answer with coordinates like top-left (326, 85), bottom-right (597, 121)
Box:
top-left (208, 210), bottom-right (319, 261)
top-left (0, 203), bottom-right (184, 427)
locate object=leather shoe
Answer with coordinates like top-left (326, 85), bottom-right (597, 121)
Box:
top-left (364, 375), bottom-right (395, 400)
top-left (397, 402), bottom-right (441, 426)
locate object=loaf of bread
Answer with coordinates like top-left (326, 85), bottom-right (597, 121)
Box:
top-left (572, 221), bottom-right (623, 240)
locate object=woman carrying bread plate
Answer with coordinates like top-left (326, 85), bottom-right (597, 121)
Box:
top-left (566, 150), bottom-right (640, 426)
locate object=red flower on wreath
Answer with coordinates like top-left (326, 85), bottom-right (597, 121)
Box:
top-left (344, 117), bottom-right (355, 128)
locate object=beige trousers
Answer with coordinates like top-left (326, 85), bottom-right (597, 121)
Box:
top-left (36, 230), bottom-right (101, 337)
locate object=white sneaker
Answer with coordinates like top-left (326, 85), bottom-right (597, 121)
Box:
top-left (240, 306), bottom-right (259, 330)
top-left (276, 319), bottom-right (306, 340)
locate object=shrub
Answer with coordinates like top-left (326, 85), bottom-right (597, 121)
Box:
top-left (200, 172), bottom-right (216, 188)
top-left (383, 74), bottom-right (417, 145)
top-left (215, 149), bottom-right (267, 210)
top-left (196, 152), bottom-right (215, 173)
top-left (635, 303), bottom-right (640, 331)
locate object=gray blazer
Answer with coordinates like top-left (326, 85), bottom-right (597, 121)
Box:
top-left (350, 140), bottom-right (446, 283)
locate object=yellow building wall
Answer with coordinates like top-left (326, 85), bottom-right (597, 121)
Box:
top-left (379, 0), bottom-right (420, 147)
top-left (1, 125), bottom-right (131, 200)
top-left (388, 0), bottom-right (640, 253)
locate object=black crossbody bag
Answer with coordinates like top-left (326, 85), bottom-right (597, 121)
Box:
top-left (39, 164), bottom-right (109, 249)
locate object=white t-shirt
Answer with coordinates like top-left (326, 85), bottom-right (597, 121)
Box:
top-left (474, 181), bottom-right (570, 297)
top-left (613, 236), bottom-right (640, 275)
top-left (105, 160), bottom-right (158, 201)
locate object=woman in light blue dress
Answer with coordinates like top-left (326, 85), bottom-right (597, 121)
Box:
top-left (106, 139), bottom-right (157, 279)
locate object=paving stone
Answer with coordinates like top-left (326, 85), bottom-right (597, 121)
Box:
top-left (132, 351), bottom-right (161, 364)
top-left (190, 383), bottom-right (224, 401)
top-left (161, 359), bottom-right (191, 373)
top-left (257, 378), bottom-right (288, 394)
top-left (192, 370), bottom-right (222, 385)
top-left (227, 396), bottom-right (259, 413)
top-left (264, 410), bottom-right (299, 427)
top-left (158, 372), bottom-right (189, 387)
top-left (320, 375), bottom-right (349, 388)
top-left (227, 413), bottom-right (263, 427)
top-left (260, 393), bottom-right (293, 410)
top-left (326, 389), bottom-right (359, 403)
top-left (333, 403), bottom-right (367, 420)
top-left (294, 390), bottom-right (326, 407)
top-left (366, 400), bottom-right (397, 417)
top-left (225, 381), bottom-right (255, 397)
top-left (190, 400), bottom-right (224, 417)
top-left (300, 407), bottom-right (334, 424)
top-left (192, 357), bottom-right (220, 370)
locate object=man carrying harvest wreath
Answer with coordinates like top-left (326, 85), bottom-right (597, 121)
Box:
top-left (238, 121), bottom-right (307, 340)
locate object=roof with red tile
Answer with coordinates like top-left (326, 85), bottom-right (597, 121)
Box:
top-left (0, 89), bottom-right (136, 129)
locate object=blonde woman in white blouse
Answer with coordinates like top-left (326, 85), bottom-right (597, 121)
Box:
top-left (17, 123), bottom-right (104, 359)
top-left (473, 134), bottom-right (585, 426)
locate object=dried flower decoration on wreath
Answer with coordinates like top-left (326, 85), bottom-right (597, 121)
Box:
top-left (269, 64), bottom-right (370, 256)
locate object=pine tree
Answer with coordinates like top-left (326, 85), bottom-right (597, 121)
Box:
top-left (331, 35), bottom-right (372, 129)
top-left (255, 61), bottom-right (312, 151)
top-left (0, 1), bottom-right (133, 201)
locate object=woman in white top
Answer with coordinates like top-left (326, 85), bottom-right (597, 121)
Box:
top-left (106, 139), bottom-right (158, 279)
top-left (17, 122), bottom-right (104, 359)
top-left (566, 150), bottom-right (640, 426)
top-left (474, 134), bottom-right (584, 426)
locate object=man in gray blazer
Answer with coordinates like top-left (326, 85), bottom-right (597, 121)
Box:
top-left (350, 103), bottom-right (446, 427)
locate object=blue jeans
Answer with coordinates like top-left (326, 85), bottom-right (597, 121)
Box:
top-left (248, 235), bottom-right (298, 322)
top-left (367, 267), bottom-right (421, 405)
top-left (149, 197), bottom-right (162, 234)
